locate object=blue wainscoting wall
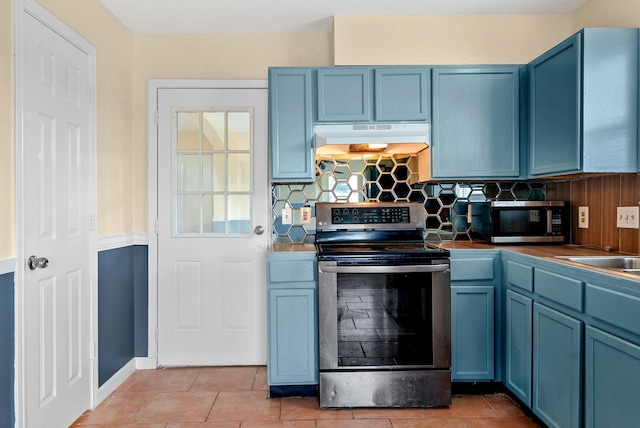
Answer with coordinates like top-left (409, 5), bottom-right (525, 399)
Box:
top-left (133, 245), bottom-right (148, 357)
top-left (98, 245), bottom-right (148, 386)
top-left (0, 271), bottom-right (15, 428)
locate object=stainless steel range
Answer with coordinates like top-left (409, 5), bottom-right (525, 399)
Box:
top-left (315, 202), bottom-right (451, 408)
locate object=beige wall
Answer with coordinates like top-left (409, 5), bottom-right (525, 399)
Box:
top-left (333, 15), bottom-right (573, 65)
top-left (573, 0), bottom-right (640, 30)
top-left (131, 33), bottom-right (333, 231)
top-left (0, 0), bottom-right (13, 259)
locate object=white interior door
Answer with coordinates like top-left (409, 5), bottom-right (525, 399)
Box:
top-left (18, 3), bottom-right (96, 428)
top-left (157, 87), bottom-right (269, 366)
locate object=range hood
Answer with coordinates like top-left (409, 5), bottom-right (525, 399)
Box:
top-left (314, 123), bottom-right (430, 155)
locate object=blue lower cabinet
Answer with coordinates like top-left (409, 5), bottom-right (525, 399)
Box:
top-left (533, 303), bottom-right (582, 428)
top-left (585, 326), bottom-right (640, 428)
top-left (505, 289), bottom-right (532, 406)
top-left (451, 285), bottom-right (494, 380)
top-left (268, 288), bottom-right (318, 385)
top-left (266, 252), bottom-right (318, 392)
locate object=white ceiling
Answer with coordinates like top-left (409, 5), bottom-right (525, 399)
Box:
top-left (99, 0), bottom-right (590, 34)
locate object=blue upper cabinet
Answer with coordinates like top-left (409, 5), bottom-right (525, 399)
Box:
top-left (431, 66), bottom-right (522, 179)
top-left (528, 29), bottom-right (639, 177)
top-left (316, 66), bottom-right (429, 122)
top-left (268, 68), bottom-right (315, 183)
top-left (374, 67), bottom-right (429, 121)
top-left (316, 68), bottom-right (372, 122)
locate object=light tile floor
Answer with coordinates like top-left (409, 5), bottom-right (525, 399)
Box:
top-left (72, 366), bottom-right (542, 427)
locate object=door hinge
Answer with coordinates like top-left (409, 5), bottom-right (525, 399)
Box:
top-left (155, 110), bottom-right (159, 126)
top-left (88, 86), bottom-right (96, 104)
top-left (89, 213), bottom-right (96, 231)
top-left (155, 326), bottom-right (160, 343)
top-left (155, 218), bottom-right (160, 234)
top-left (89, 342), bottom-right (96, 360)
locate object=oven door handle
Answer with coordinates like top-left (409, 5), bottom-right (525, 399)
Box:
top-left (318, 264), bottom-right (450, 274)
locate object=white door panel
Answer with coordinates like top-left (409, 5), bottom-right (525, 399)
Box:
top-left (157, 88), bottom-right (269, 366)
top-left (19, 5), bottom-right (95, 427)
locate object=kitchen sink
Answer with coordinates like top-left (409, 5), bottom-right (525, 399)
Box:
top-left (555, 256), bottom-right (640, 270)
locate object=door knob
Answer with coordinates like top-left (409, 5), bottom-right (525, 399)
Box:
top-left (254, 225), bottom-right (265, 235)
top-left (28, 255), bottom-right (49, 270)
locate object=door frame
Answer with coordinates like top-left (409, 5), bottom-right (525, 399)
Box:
top-left (147, 80), bottom-right (268, 364)
top-left (13, 0), bottom-right (98, 426)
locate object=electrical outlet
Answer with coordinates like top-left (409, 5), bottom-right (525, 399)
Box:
top-left (617, 206), bottom-right (640, 229)
top-left (301, 207), bottom-right (311, 224)
top-left (578, 206), bottom-right (589, 229)
top-left (282, 207), bottom-right (292, 225)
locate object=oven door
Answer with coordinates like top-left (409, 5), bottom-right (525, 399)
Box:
top-left (318, 260), bottom-right (451, 372)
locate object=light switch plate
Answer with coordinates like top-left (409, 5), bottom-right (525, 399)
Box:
top-left (282, 207), bottom-right (292, 225)
top-left (300, 207), bottom-right (311, 224)
top-left (617, 206), bottom-right (640, 229)
top-left (578, 206), bottom-right (589, 229)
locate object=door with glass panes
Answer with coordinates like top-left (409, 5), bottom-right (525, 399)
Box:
top-left (157, 87), bottom-right (269, 365)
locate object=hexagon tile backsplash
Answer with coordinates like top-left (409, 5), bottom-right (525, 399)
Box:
top-left (272, 154), bottom-right (546, 243)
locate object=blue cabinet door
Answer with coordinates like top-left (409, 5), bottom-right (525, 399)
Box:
top-left (316, 66), bottom-right (429, 122)
top-left (374, 67), bottom-right (429, 121)
top-left (528, 34), bottom-right (582, 176)
top-left (451, 285), bottom-right (495, 380)
top-left (529, 29), bottom-right (639, 177)
top-left (505, 289), bottom-right (532, 406)
top-left (267, 287), bottom-right (318, 386)
top-left (268, 68), bottom-right (315, 182)
top-left (431, 66), bottom-right (521, 179)
top-left (585, 326), bottom-right (640, 428)
top-left (533, 303), bottom-right (582, 428)
top-left (316, 68), bottom-right (372, 122)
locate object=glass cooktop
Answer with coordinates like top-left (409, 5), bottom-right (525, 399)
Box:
top-left (316, 242), bottom-right (449, 262)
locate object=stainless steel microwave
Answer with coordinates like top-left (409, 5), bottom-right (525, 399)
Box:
top-left (470, 201), bottom-right (568, 244)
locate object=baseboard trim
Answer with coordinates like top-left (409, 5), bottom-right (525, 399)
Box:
top-left (98, 234), bottom-right (149, 252)
top-left (96, 359), bottom-right (137, 405)
top-left (0, 258), bottom-right (16, 276)
top-left (135, 356), bottom-right (157, 370)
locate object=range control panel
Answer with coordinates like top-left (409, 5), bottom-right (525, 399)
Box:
top-left (330, 206), bottom-right (410, 225)
top-left (316, 202), bottom-right (425, 231)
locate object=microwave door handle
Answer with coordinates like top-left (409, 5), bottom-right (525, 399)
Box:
top-left (546, 210), bottom-right (553, 235)
top-left (318, 264), bottom-right (450, 274)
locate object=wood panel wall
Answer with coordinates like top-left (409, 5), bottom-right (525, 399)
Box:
top-left (546, 174), bottom-right (640, 254)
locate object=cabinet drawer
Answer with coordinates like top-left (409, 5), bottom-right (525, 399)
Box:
top-left (586, 284), bottom-right (640, 336)
top-left (506, 261), bottom-right (533, 292)
top-left (269, 260), bottom-right (316, 283)
top-left (535, 269), bottom-right (583, 312)
top-left (450, 258), bottom-right (494, 281)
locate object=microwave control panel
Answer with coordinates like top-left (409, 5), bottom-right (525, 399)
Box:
top-left (551, 211), bottom-right (564, 235)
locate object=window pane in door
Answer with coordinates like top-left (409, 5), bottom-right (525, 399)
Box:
top-left (228, 153), bottom-right (250, 192)
top-left (176, 195), bottom-right (201, 233)
top-left (228, 195), bottom-right (250, 233)
top-left (203, 112), bottom-right (225, 151)
top-left (203, 194), bottom-right (226, 233)
top-left (202, 153), bottom-right (226, 192)
top-left (228, 112), bottom-right (250, 150)
top-left (177, 154), bottom-right (201, 192)
top-left (177, 112), bottom-right (200, 151)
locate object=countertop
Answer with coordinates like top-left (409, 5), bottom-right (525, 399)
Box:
top-left (270, 243), bottom-right (316, 252)
top-left (270, 241), bottom-right (640, 282)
